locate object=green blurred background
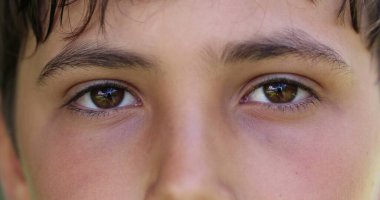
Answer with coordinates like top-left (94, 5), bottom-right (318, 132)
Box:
top-left (0, 187), bottom-right (4, 200)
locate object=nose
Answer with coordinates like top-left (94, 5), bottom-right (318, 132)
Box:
top-left (147, 168), bottom-right (234, 200)
top-left (145, 143), bottom-right (235, 200)
top-left (145, 106), bottom-right (236, 200)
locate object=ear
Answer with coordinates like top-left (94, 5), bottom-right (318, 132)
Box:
top-left (0, 114), bottom-right (30, 200)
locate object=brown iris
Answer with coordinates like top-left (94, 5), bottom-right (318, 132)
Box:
top-left (263, 82), bottom-right (298, 103)
top-left (90, 87), bottom-right (125, 109)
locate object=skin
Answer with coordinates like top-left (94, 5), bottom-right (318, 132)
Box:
top-left (0, 0), bottom-right (380, 199)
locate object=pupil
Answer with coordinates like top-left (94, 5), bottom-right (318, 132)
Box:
top-left (90, 87), bottom-right (124, 109)
top-left (263, 82), bottom-right (297, 103)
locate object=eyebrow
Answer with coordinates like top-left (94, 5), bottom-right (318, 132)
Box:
top-left (38, 29), bottom-right (351, 85)
top-left (37, 42), bottom-right (154, 84)
top-left (222, 29), bottom-right (351, 72)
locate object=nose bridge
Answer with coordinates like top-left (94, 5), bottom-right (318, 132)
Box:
top-left (145, 83), bottom-right (235, 200)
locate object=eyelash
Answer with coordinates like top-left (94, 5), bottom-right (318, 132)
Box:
top-left (240, 77), bottom-right (321, 113)
top-left (63, 76), bottom-right (320, 119)
top-left (62, 81), bottom-right (141, 118)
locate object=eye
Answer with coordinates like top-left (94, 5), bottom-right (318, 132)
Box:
top-left (74, 86), bottom-right (139, 110)
top-left (240, 75), bottom-right (322, 114)
top-left (65, 81), bottom-right (142, 113)
top-left (246, 81), bottom-right (311, 104)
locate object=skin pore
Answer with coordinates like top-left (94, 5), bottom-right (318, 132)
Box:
top-left (0, 0), bottom-right (380, 199)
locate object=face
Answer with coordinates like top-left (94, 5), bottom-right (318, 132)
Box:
top-left (1, 0), bottom-right (380, 199)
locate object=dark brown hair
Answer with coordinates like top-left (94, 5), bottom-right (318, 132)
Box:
top-left (0, 0), bottom-right (380, 146)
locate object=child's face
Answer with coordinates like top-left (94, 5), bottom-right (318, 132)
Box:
top-left (2, 0), bottom-right (380, 199)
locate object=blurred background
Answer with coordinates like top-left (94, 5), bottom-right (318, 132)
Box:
top-left (0, 187), bottom-right (4, 200)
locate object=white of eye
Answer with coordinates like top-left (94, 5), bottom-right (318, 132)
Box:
top-left (75, 90), bottom-right (137, 110)
top-left (247, 86), bottom-right (310, 103)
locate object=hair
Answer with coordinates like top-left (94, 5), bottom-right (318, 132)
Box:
top-left (0, 0), bottom-right (380, 146)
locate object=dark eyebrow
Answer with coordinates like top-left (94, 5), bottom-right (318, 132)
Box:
top-left (222, 29), bottom-right (351, 72)
top-left (37, 42), bottom-right (154, 84)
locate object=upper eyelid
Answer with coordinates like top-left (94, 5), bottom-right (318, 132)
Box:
top-left (252, 78), bottom-right (308, 90)
top-left (255, 79), bottom-right (315, 95)
top-left (248, 74), bottom-right (317, 86)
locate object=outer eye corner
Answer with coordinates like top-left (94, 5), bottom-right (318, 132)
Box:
top-left (239, 93), bottom-right (250, 104)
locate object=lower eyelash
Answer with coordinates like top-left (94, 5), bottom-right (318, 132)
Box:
top-left (66, 104), bottom-right (116, 119)
top-left (258, 96), bottom-right (320, 113)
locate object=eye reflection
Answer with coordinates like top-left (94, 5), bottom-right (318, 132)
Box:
top-left (263, 82), bottom-right (298, 103)
top-left (90, 87), bottom-right (125, 109)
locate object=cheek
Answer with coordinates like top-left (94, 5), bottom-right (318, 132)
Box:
top-left (17, 113), bottom-right (155, 199)
top-left (234, 104), bottom-right (380, 199)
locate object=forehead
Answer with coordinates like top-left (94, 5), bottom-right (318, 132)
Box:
top-left (76, 0), bottom-right (347, 36)
top-left (23, 0), bottom-right (353, 70)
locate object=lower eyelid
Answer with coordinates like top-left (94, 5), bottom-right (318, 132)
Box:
top-left (65, 100), bottom-right (142, 120)
top-left (66, 105), bottom-right (123, 120)
top-left (239, 97), bottom-right (320, 121)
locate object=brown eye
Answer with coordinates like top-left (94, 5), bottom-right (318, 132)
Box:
top-left (263, 83), bottom-right (297, 103)
top-left (90, 87), bottom-right (125, 109)
top-left (245, 80), bottom-right (311, 104)
top-left (75, 86), bottom-right (139, 110)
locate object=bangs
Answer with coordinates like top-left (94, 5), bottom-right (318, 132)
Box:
top-left (16, 0), bottom-right (109, 43)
